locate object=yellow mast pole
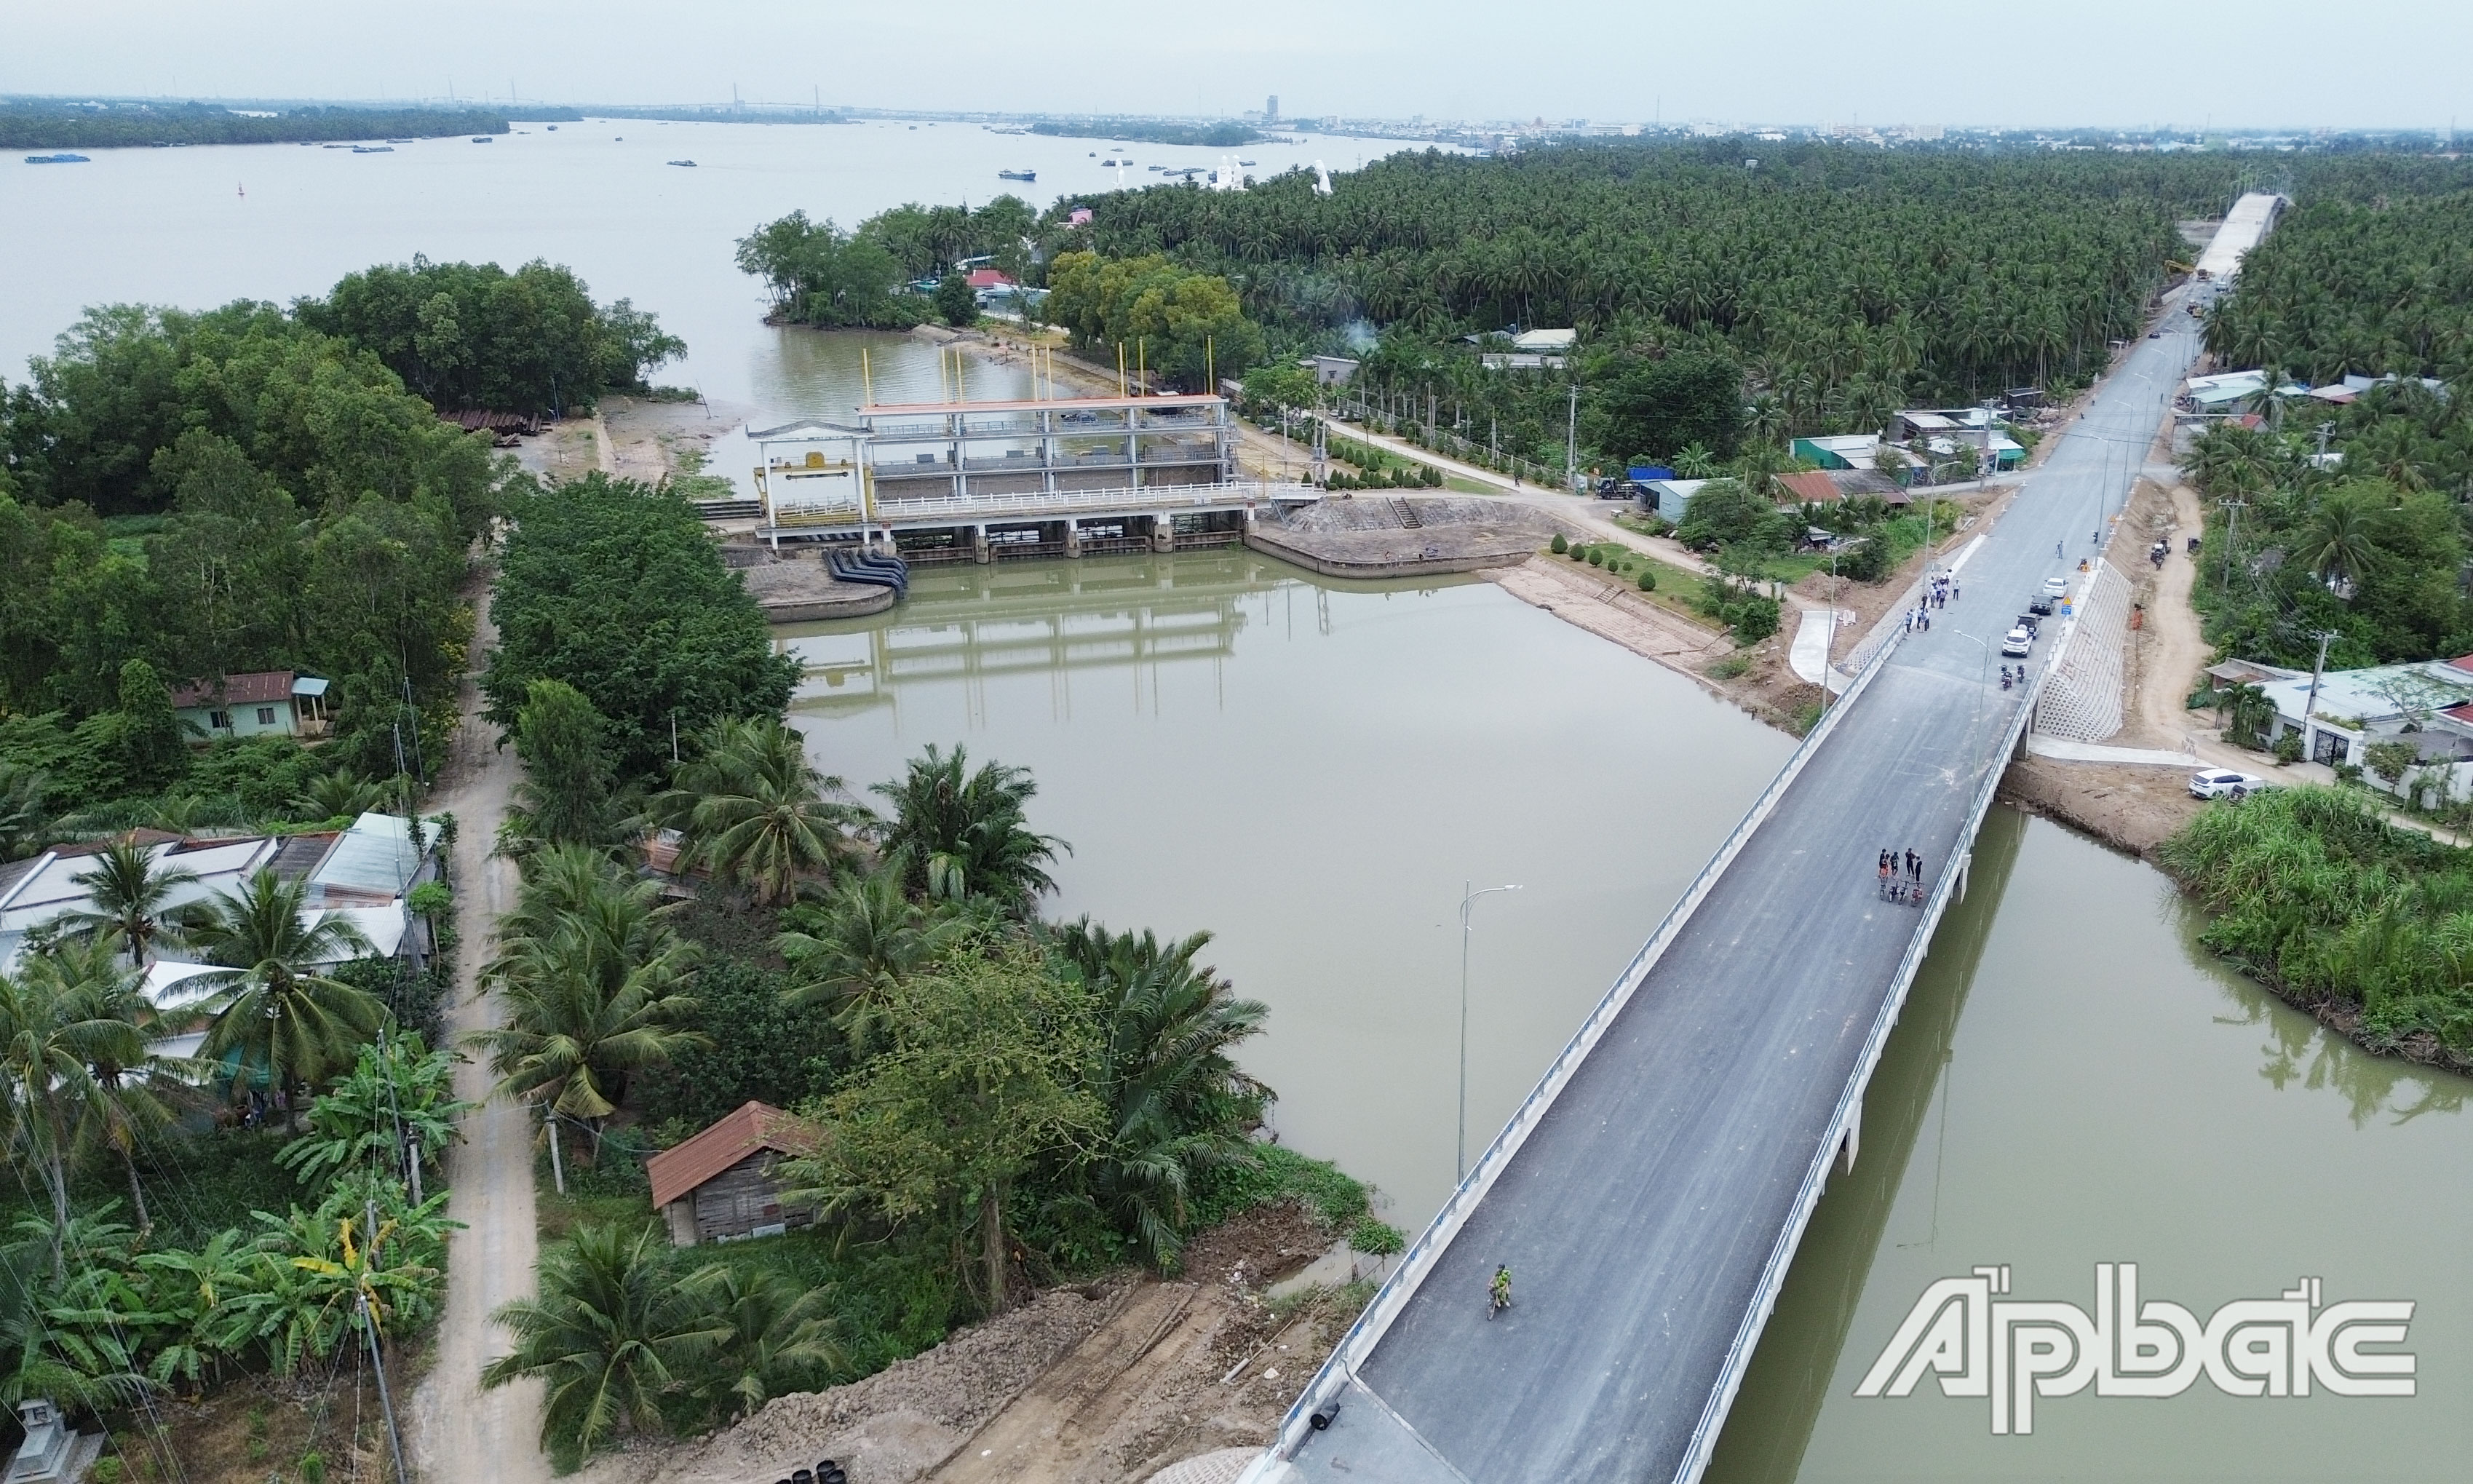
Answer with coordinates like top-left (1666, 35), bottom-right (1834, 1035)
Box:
top-left (861, 346), bottom-right (875, 408)
top-left (1117, 342), bottom-right (1127, 397)
top-left (1137, 337), bottom-right (1146, 395)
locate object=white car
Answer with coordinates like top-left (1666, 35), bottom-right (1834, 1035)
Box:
top-left (2001, 627), bottom-right (2033, 658)
top-left (2042, 576), bottom-right (2070, 598)
top-left (2189, 768), bottom-right (2268, 800)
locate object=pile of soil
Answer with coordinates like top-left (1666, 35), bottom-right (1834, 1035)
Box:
top-left (574, 1279), bottom-right (1134, 1484)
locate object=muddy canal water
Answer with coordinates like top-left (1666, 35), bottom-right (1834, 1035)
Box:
top-left (787, 560), bottom-right (2472, 1483)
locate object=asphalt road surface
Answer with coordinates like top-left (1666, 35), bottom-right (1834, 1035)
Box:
top-left (1279, 295), bottom-right (2210, 1484)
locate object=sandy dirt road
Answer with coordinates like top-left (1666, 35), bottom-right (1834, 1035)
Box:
top-left (407, 578), bottom-right (552, 1484)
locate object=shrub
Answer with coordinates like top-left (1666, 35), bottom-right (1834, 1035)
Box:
top-left (1638, 568), bottom-right (1656, 592)
top-left (1838, 536), bottom-right (1889, 583)
top-left (1587, 549), bottom-right (1605, 567)
top-left (2273, 731), bottom-right (2304, 764)
top-left (1731, 595), bottom-right (1782, 644)
top-left (2365, 738), bottom-right (2419, 784)
top-left (1550, 533), bottom-right (1568, 554)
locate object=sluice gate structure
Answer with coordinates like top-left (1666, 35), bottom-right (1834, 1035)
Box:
top-left (749, 392), bottom-right (1317, 563)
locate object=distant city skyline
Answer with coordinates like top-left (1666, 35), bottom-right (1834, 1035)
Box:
top-left (7, 0), bottom-right (2469, 133)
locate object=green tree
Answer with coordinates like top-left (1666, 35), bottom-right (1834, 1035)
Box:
top-left (1049, 921), bottom-right (1269, 1267)
top-left (274, 1033), bottom-right (470, 1193)
top-left (777, 868), bottom-right (966, 1049)
top-left (183, 870), bottom-right (383, 1100)
top-left (472, 853), bottom-right (705, 1123)
top-left (483, 1222), bottom-right (705, 1469)
top-left (0, 950), bottom-right (148, 1274)
top-left (675, 1264), bottom-right (843, 1423)
top-left (934, 272), bottom-right (978, 328)
top-left (782, 937), bottom-right (1102, 1313)
top-left (659, 718), bottom-right (864, 905)
top-left (512, 679), bottom-right (619, 849)
top-left (1594, 352), bottom-right (1745, 463)
top-left (57, 839), bottom-right (199, 967)
top-left (870, 745), bottom-right (1068, 915)
top-left (300, 257), bottom-right (683, 413)
top-left (483, 475), bottom-right (799, 779)
top-left (113, 659), bottom-right (186, 793)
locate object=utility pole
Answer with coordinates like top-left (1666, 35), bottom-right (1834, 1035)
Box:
top-left (2220, 499), bottom-right (2247, 593)
top-left (1565, 382), bottom-right (1579, 493)
top-left (2315, 421), bottom-right (2335, 466)
top-left (1456, 882), bottom-right (1521, 1183)
top-left (360, 1290), bottom-right (411, 1484)
top-left (2301, 628), bottom-right (2340, 747)
top-left (546, 1106), bottom-right (565, 1196)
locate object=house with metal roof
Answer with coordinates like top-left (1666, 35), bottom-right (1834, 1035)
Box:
top-left (646, 1100), bottom-right (824, 1247)
top-left (169, 670), bottom-right (330, 740)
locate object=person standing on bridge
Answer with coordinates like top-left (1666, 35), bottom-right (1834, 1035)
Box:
top-left (1490, 1264), bottom-right (1512, 1318)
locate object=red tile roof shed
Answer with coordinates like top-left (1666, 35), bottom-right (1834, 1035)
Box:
top-left (646, 1100), bottom-right (822, 1210)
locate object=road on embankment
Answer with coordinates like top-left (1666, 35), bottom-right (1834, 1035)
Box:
top-left (1279, 295), bottom-right (2209, 1484)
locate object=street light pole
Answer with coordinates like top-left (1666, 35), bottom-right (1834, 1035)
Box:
top-left (1458, 881), bottom-right (1523, 1183)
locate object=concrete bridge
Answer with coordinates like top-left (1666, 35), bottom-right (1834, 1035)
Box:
top-left (1243, 255), bottom-right (2247, 1483)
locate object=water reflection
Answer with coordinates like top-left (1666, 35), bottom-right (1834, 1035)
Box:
top-left (2172, 891), bottom-right (2473, 1126)
top-left (1702, 807), bottom-right (2028, 1484)
top-left (780, 553), bottom-right (1288, 718)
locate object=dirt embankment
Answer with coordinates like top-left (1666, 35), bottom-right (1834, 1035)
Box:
top-left (572, 1204), bottom-right (1365, 1484)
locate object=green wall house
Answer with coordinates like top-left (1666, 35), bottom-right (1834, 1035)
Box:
top-left (170, 670), bottom-right (331, 741)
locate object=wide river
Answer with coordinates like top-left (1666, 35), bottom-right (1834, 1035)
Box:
top-left (11, 122), bottom-right (2466, 1480)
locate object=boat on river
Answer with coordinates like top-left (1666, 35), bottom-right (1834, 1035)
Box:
top-left (23, 153), bottom-right (90, 164)
top-left (470, 135), bottom-right (493, 143)
top-left (352, 146), bottom-right (394, 154)
top-left (667, 159), bottom-right (697, 167)
top-left (997, 168), bottom-right (1035, 181)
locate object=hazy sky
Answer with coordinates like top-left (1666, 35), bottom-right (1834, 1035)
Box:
top-left (8, 0), bottom-right (2469, 132)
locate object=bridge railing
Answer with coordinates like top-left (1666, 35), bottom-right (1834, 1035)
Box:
top-left (1261, 608), bottom-right (1916, 1472)
top-left (866, 480), bottom-right (1313, 525)
top-left (1671, 659), bottom-right (2048, 1484)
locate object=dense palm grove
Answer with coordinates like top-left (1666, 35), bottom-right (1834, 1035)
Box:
top-left (472, 484), bottom-right (1370, 1467)
top-left (2164, 170), bottom-right (2473, 1058)
top-left (2180, 178), bottom-right (2473, 670)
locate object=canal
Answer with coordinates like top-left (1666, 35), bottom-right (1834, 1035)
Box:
top-left (786, 547), bottom-right (2473, 1481)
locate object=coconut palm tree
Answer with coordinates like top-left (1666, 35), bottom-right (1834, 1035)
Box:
top-left (182, 869), bottom-right (381, 1103)
top-left (776, 867), bottom-right (967, 1048)
top-left (483, 1221), bottom-right (707, 1470)
top-left (33, 936), bottom-right (195, 1232)
top-left (2301, 496), bottom-right (2381, 595)
top-left (0, 766), bottom-right (49, 861)
top-left (871, 745), bottom-right (1068, 915)
top-left (1050, 920), bottom-right (1269, 1266)
top-left (0, 953), bottom-right (143, 1275)
top-left (56, 839), bottom-right (199, 967)
top-left (659, 718), bottom-right (865, 905)
top-left (472, 857), bottom-right (704, 1122)
top-left (293, 768), bottom-right (390, 824)
top-left (675, 1265), bottom-right (843, 1423)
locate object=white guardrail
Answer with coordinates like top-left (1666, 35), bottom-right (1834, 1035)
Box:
top-left (1254, 611), bottom-right (1918, 1479)
top-left (1670, 664), bottom-right (2047, 1484)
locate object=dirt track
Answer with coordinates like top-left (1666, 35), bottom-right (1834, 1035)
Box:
top-left (406, 576), bottom-right (552, 1484)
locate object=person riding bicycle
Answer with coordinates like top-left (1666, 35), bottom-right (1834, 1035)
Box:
top-left (1490, 1265), bottom-right (1512, 1314)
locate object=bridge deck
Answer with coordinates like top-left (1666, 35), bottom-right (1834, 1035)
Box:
top-left (1265, 290), bottom-right (2210, 1484)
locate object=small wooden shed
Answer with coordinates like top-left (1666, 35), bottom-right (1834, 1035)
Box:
top-left (645, 1100), bottom-right (822, 1247)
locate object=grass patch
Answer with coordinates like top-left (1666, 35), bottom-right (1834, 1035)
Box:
top-left (1444, 475), bottom-right (1496, 495)
top-left (1706, 654), bottom-right (1755, 680)
top-left (1558, 543), bottom-right (1727, 632)
top-left (1191, 1143), bottom-right (1406, 1255)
